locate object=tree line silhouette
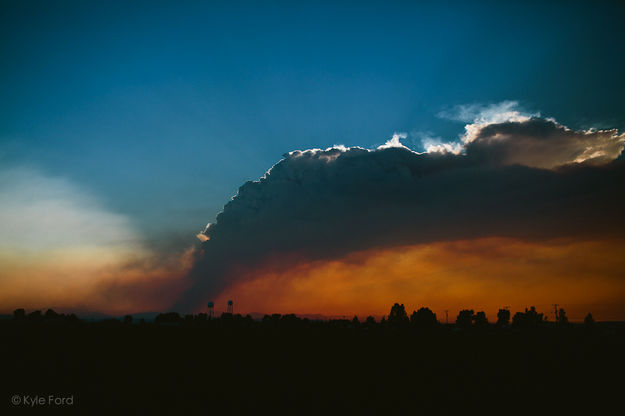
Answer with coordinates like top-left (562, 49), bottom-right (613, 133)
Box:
top-left (9, 303), bottom-right (596, 331)
top-left (4, 303), bottom-right (621, 414)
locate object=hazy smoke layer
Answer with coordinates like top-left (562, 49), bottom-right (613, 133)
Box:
top-left (175, 117), bottom-right (625, 312)
top-left (0, 167), bottom-right (191, 314)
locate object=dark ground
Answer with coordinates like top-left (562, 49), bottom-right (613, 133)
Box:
top-left (2, 315), bottom-right (625, 415)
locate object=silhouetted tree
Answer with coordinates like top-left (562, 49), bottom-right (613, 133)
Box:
top-left (101, 318), bottom-right (122, 327)
top-left (388, 303), bottom-right (409, 326)
top-left (280, 314), bottom-right (301, 328)
top-left (13, 308), bottom-right (26, 320)
top-left (155, 312), bottom-right (182, 324)
top-left (496, 309), bottom-right (510, 326)
top-left (557, 308), bottom-right (569, 326)
top-left (45, 309), bottom-right (59, 319)
top-left (352, 316), bottom-right (360, 327)
top-left (364, 316), bottom-right (376, 328)
top-left (410, 307), bottom-right (438, 328)
top-left (584, 313), bottom-right (595, 329)
top-left (123, 315), bottom-right (133, 325)
top-left (512, 307), bottom-right (545, 328)
top-left (68, 313), bottom-right (81, 323)
top-left (474, 311), bottom-right (488, 328)
top-left (27, 310), bottom-right (42, 321)
top-left (456, 309), bottom-right (475, 329)
top-left (262, 314), bottom-right (282, 329)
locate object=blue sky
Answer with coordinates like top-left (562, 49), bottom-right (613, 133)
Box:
top-left (2, 0), bottom-right (625, 245)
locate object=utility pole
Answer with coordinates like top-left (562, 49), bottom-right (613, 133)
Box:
top-left (445, 310), bottom-right (449, 325)
top-left (553, 304), bottom-right (559, 323)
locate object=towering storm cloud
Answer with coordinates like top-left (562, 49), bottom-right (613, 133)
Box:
top-left (465, 118), bottom-right (625, 169)
top-left (175, 116), bottom-right (625, 312)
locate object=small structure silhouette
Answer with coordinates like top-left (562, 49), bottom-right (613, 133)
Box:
top-left (226, 300), bottom-right (233, 314)
top-left (207, 301), bottom-right (214, 319)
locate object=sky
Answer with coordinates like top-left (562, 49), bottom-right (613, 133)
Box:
top-left (1, 0), bottom-right (625, 320)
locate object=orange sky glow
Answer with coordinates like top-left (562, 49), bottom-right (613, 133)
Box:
top-left (212, 237), bottom-right (625, 322)
top-left (2, 237), bottom-right (624, 322)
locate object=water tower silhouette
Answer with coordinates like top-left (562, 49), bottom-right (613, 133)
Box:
top-left (227, 300), bottom-right (233, 314)
top-left (207, 301), bottom-right (214, 319)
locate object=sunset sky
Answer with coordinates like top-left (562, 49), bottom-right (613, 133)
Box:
top-left (1, 1), bottom-right (625, 321)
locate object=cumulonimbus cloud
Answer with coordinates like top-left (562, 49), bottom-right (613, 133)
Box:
top-left (174, 114), bottom-right (625, 312)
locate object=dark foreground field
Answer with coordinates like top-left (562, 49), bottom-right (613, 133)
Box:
top-left (3, 315), bottom-right (625, 415)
